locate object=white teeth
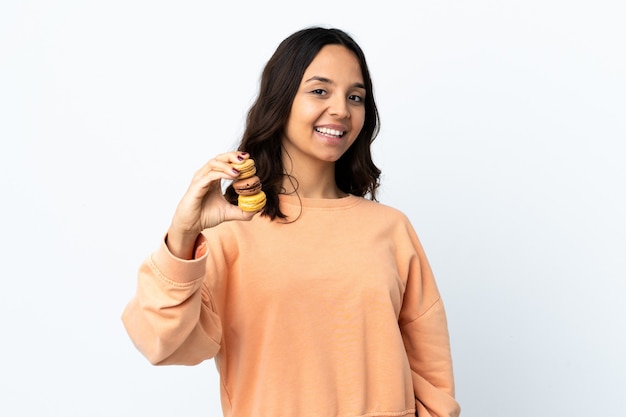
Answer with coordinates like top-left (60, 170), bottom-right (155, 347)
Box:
top-left (315, 127), bottom-right (345, 137)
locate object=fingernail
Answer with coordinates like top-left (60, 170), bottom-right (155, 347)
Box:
top-left (237, 155), bottom-right (244, 161)
top-left (241, 152), bottom-right (248, 156)
top-left (232, 168), bottom-right (240, 174)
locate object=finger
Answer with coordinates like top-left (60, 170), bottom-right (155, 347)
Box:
top-left (195, 151), bottom-right (250, 180)
top-left (212, 150), bottom-right (249, 163)
top-left (204, 151), bottom-right (249, 170)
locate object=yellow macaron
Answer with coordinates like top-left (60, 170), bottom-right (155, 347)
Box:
top-left (231, 158), bottom-right (256, 179)
top-left (237, 191), bottom-right (267, 212)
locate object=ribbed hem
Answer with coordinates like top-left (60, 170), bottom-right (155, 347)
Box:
top-left (151, 235), bottom-right (207, 284)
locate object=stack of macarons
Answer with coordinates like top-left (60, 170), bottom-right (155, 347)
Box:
top-left (231, 158), bottom-right (267, 212)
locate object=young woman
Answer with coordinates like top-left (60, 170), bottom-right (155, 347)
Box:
top-left (122, 27), bottom-right (461, 417)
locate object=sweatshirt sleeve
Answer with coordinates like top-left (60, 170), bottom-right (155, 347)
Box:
top-left (121, 235), bottom-right (222, 365)
top-left (398, 222), bottom-right (461, 417)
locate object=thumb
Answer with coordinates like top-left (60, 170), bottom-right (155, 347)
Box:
top-left (227, 204), bottom-right (260, 222)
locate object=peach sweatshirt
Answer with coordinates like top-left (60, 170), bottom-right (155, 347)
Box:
top-left (122, 194), bottom-right (460, 417)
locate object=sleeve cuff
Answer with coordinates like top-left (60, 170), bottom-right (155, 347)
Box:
top-left (152, 234), bottom-right (208, 284)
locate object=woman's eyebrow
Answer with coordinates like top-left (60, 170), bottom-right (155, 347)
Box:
top-left (305, 76), bottom-right (332, 84)
top-left (305, 76), bottom-right (365, 90)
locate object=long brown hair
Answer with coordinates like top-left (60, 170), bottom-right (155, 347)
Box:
top-left (225, 27), bottom-right (381, 219)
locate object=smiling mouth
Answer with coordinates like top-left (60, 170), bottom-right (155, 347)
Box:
top-left (315, 127), bottom-right (346, 138)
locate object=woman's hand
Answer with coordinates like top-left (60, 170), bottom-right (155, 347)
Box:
top-left (166, 151), bottom-right (255, 259)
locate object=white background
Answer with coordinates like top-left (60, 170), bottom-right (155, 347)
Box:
top-left (2, 1), bottom-right (625, 416)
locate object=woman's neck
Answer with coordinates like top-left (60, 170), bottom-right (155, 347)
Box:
top-left (280, 158), bottom-right (346, 199)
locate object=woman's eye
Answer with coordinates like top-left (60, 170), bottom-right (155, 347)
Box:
top-left (311, 89), bottom-right (327, 95)
top-left (349, 94), bottom-right (363, 103)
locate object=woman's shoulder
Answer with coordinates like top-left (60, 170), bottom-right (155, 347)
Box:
top-left (356, 196), bottom-right (412, 222)
top-left (351, 198), bottom-right (423, 240)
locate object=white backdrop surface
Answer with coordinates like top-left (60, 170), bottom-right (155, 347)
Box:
top-left (1, 1), bottom-right (625, 416)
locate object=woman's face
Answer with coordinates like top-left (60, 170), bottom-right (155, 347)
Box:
top-left (282, 44), bottom-right (366, 166)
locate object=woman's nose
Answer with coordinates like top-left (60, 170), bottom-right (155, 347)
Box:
top-left (328, 96), bottom-right (350, 119)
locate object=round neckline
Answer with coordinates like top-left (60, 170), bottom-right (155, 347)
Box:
top-left (278, 193), bottom-right (361, 209)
